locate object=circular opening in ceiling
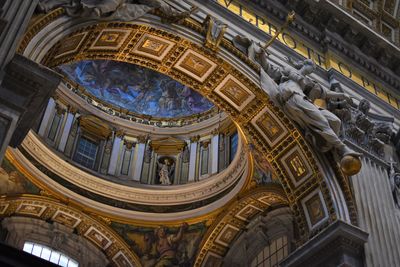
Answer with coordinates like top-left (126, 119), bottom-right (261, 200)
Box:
top-left (58, 60), bottom-right (215, 119)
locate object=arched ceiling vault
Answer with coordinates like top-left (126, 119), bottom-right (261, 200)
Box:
top-left (15, 7), bottom-right (356, 255)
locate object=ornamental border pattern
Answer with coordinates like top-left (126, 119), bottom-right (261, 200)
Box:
top-left (0, 195), bottom-right (141, 267)
top-left (194, 186), bottom-right (289, 267)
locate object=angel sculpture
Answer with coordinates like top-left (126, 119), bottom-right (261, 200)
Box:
top-left (232, 35), bottom-right (361, 174)
top-left (158, 158), bottom-right (174, 185)
top-left (38, 0), bottom-right (198, 23)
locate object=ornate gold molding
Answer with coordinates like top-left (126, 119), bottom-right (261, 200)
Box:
top-left (194, 185), bottom-right (289, 266)
top-left (0, 195), bottom-right (141, 267)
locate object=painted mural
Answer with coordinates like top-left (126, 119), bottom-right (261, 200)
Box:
top-left (112, 222), bottom-right (206, 267)
top-left (0, 158), bottom-right (40, 195)
top-left (59, 60), bottom-right (214, 118)
top-left (248, 144), bottom-right (275, 185)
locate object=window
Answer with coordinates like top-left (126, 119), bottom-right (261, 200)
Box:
top-left (73, 137), bottom-right (98, 169)
top-left (23, 242), bottom-right (78, 267)
top-left (48, 113), bottom-right (62, 141)
top-left (229, 131), bottom-right (238, 163)
top-left (381, 22), bottom-right (395, 42)
top-left (251, 236), bottom-right (289, 267)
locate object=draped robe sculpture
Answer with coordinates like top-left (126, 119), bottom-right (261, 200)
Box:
top-left (232, 36), bottom-right (361, 171)
top-left (38, 0), bottom-right (197, 23)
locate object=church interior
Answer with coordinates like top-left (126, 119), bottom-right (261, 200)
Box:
top-left (0, 0), bottom-right (399, 266)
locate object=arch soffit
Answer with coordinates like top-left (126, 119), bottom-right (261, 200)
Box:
top-left (0, 195), bottom-right (141, 267)
top-left (20, 11), bottom-right (343, 242)
top-left (194, 185), bottom-right (289, 266)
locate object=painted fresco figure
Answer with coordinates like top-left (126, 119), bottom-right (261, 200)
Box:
top-left (142, 223), bottom-right (188, 267)
top-left (38, 0), bottom-right (198, 23)
top-left (232, 35), bottom-right (360, 160)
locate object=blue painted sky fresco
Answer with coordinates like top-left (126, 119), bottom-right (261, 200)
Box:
top-left (59, 60), bottom-right (214, 118)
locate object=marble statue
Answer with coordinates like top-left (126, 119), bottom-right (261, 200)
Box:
top-left (233, 36), bottom-right (362, 176)
top-left (232, 36), bottom-right (360, 162)
top-left (158, 158), bottom-right (174, 185)
top-left (38, 0), bottom-right (198, 23)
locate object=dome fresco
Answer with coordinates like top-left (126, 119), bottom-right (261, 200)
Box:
top-left (59, 60), bottom-right (214, 118)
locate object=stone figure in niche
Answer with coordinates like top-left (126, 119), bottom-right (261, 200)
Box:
top-left (157, 158), bottom-right (174, 185)
top-left (389, 163), bottom-right (400, 209)
top-left (38, 0), bottom-right (198, 23)
top-left (232, 35), bottom-right (361, 172)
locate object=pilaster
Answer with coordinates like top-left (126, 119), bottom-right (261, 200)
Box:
top-left (188, 136), bottom-right (199, 182)
top-left (107, 131), bottom-right (123, 176)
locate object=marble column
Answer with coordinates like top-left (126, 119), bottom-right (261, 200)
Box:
top-left (133, 142), bottom-right (146, 182)
top-left (38, 98), bottom-right (56, 137)
top-left (188, 136), bottom-right (199, 182)
top-left (107, 131), bottom-right (123, 176)
top-left (211, 132), bottom-right (219, 174)
top-left (57, 110), bottom-right (75, 152)
top-left (351, 157), bottom-right (400, 267)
